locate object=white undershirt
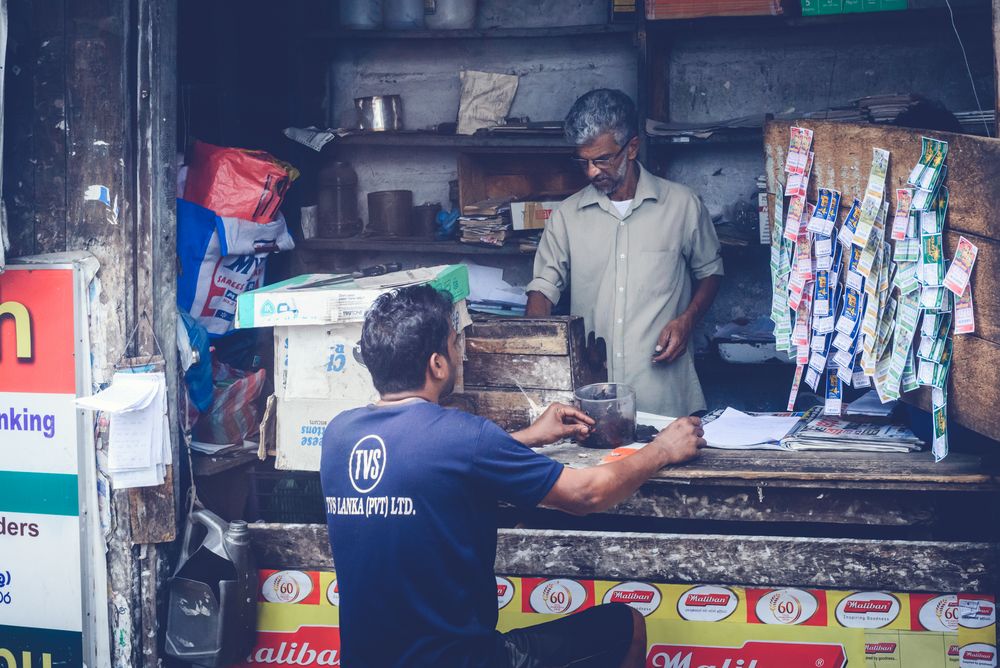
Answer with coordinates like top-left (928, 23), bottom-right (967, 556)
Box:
top-left (611, 199), bottom-right (632, 216)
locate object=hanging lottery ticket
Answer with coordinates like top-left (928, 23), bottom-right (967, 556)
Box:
top-left (784, 126), bottom-right (814, 175)
top-left (932, 386), bottom-right (948, 462)
top-left (943, 235), bottom-right (978, 297)
top-left (824, 369), bottom-right (843, 416)
top-left (890, 189), bottom-right (912, 241)
top-left (955, 285), bottom-right (975, 334)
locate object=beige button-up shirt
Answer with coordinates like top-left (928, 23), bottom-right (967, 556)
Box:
top-left (526, 164), bottom-right (724, 417)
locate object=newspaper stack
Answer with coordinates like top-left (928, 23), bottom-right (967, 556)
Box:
top-left (781, 413), bottom-right (923, 453)
top-left (459, 214), bottom-right (510, 247)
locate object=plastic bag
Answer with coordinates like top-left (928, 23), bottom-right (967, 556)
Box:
top-left (183, 140), bottom-right (298, 223)
top-left (176, 198), bottom-right (295, 337)
top-left (192, 360), bottom-right (267, 445)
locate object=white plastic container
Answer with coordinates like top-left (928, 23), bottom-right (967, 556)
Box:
top-left (340, 0), bottom-right (382, 29)
top-left (384, 0), bottom-right (424, 29)
top-left (425, 0), bottom-right (477, 29)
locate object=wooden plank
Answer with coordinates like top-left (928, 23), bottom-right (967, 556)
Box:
top-left (247, 524), bottom-right (999, 593)
top-left (128, 0), bottom-right (178, 545)
top-left (995, 0), bottom-right (1000, 123)
top-left (31, 0), bottom-right (67, 254)
top-left (464, 353), bottom-right (575, 390)
top-left (604, 483), bottom-right (980, 528)
top-left (465, 317), bottom-right (572, 355)
top-left (454, 388), bottom-right (576, 431)
top-left (764, 119), bottom-right (1000, 241)
top-left (538, 442), bottom-right (997, 488)
top-left (3, 0), bottom-right (36, 256)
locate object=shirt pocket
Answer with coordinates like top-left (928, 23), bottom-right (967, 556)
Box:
top-left (634, 249), bottom-right (682, 301)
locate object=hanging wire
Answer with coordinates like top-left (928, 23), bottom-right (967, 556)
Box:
top-left (944, 0), bottom-right (992, 138)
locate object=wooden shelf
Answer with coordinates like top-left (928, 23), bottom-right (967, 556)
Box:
top-left (335, 132), bottom-right (573, 150)
top-left (647, 127), bottom-right (764, 147)
top-left (300, 236), bottom-right (532, 256)
top-left (314, 23), bottom-right (636, 41)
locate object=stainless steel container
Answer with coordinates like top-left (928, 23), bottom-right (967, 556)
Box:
top-left (355, 95), bottom-right (402, 132)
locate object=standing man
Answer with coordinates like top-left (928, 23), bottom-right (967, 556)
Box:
top-left (321, 285), bottom-right (705, 667)
top-left (526, 89), bottom-right (724, 417)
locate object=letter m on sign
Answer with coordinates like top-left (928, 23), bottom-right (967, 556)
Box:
top-left (0, 301), bottom-right (32, 360)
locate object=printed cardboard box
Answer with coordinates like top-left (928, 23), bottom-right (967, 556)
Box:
top-left (510, 201), bottom-right (562, 231)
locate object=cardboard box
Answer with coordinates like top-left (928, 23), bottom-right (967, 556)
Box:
top-left (273, 397), bottom-right (362, 471)
top-left (510, 201), bottom-right (562, 231)
top-left (236, 264), bottom-right (470, 330)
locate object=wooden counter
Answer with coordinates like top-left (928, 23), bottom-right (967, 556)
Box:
top-left (248, 446), bottom-right (1000, 594)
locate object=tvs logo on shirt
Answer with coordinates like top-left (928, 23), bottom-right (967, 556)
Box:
top-left (602, 582), bottom-right (662, 617)
top-left (834, 592), bottom-right (900, 628)
top-left (676, 586), bottom-right (739, 622)
top-left (348, 435), bottom-right (386, 493)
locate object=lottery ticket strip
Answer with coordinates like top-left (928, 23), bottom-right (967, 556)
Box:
top-left (770, 127), bottom-right (978, 462)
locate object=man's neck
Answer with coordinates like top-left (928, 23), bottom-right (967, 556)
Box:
top-left (377, 387), bottom-right (439, 406)
top-left (608, 161), bottom-right (640, 201)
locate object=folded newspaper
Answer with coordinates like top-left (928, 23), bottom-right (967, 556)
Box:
top-left (780, 412), bottom-right (924, 453)
top-left (701, 406), bottom-right (924, 453)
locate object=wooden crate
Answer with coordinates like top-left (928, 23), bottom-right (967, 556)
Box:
top-left (454, 316), bottom-right (607, 430)
top-left (457, 152), bottom-right (587, 214)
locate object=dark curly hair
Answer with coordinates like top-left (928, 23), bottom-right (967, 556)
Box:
top-left (360, 284), bottom-right (454, 395)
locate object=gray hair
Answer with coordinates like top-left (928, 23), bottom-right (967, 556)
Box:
top-left (564, 89), bottom-right (638, 147)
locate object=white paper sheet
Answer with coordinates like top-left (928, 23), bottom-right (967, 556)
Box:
top-left (703, 407), bottom-right (799, 448)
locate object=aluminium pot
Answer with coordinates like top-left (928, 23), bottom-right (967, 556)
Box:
top-left (355, 95), bottom-right (403, 132)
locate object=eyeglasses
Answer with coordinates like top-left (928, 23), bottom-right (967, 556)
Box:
top-left (570, 138), bottom-right (633, 170)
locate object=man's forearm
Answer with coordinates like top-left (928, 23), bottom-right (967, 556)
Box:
top-left (681, 274), bottom-right (722, 324)
top-left (525, 291), bottom-right (553, 317)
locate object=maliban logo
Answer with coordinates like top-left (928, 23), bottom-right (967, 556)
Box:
top-left (677, 585), bottom-right (738, 622)
top-left (834, 592), bottom-right (900, 628)
top-left (602, 582), bottom-right (662, 617)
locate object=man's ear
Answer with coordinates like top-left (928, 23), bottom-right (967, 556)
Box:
top-left (428, 352), bottom-right (449, 381)
top-left (627, 135), bottom-right (640, 160)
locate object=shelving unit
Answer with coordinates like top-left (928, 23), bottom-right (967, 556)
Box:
top-left (335, 132), bottom-right (573, 150)
top-left (300, 236), bottom-right (529, 256)
top-left (314, 23), bottom-right (636, 40)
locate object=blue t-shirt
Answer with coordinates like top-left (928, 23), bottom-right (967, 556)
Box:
top-left (320, 401), bottom-right (564, 668)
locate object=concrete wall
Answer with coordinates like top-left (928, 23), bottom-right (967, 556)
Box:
top-left (329, 33), bottom-right (636, 222)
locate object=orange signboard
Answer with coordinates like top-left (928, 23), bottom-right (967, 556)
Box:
top-left (0, 268), bottom-right (77, 394)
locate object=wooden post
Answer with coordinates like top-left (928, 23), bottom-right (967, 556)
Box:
top-left (994, 0), bottom-right (1000, 122)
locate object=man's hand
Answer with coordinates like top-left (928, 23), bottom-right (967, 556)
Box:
top-left (652, 314), bottom-right (694, 364)
top-left (649, 416), bottom-right (705, 465)
top-left (513, 403), bottom-right (595, 447)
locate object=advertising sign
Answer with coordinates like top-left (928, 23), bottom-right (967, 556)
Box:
top-left (238, 569), bottom-right (996, 668)
top-left (0, 261), bottom-right (109, 666)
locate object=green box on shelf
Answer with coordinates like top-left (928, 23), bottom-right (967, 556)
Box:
top-left (881, 0), bottom-right (907, 10)
top-left (842, 0), bottom-right (863, 11)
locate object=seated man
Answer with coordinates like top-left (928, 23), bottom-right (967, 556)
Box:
top-left (321, 285), bottom-right (705, 667)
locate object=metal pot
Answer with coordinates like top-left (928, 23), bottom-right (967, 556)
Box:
top-left (355, 95), bottom-right (402, 132)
